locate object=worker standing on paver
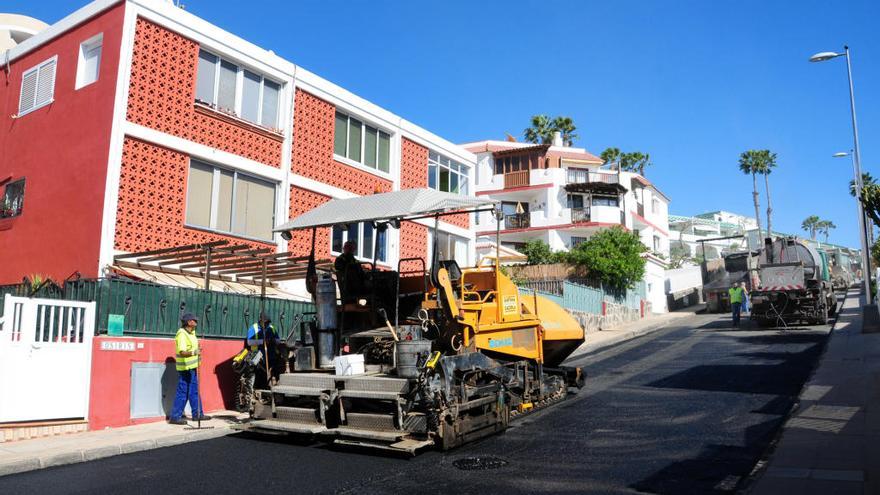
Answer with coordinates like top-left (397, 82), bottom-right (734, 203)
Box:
top-left (334, 240), bottom-right (365, 301)
top-left (244, 312), bottom-right (279, 388)
top-left (169, 313), bottom-right (211, 425)
top-left (728, 283), bottom-right (745, 327)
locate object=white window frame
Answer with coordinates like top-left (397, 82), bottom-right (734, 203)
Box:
top-left (184, 159), bottom-right (278, 242)
top-left (195, 49), bottom-right (282, 130)
top-left (428, 151), bottom-right (470, 195)
top-left (330, 222), bottom-right (389, 264)
top-left (332, 110), bottom-right (393, 177)
top-left (651, 197), bottom-right (661, 215)
top-left (75, 33), bottom-right (103, 89)
top-left (17, 56), bottom-right (57, 117)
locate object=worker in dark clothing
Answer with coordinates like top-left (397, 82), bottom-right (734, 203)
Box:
top-left (334, 240), bottom-right (365, 301)
top-left (244, 312), bottom-right (279, 389)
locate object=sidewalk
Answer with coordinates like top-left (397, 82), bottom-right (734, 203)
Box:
top-left (569, 304), bottom-right (705, 359)
top-left (0, 412), bottom-right (245, 477)
top-left (751, 288), bottom-right (879, 494)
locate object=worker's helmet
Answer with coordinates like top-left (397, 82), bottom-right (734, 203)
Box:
top-left (181, 312), bottom-right (198, 323)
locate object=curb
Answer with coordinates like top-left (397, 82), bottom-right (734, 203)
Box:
top-left (0, 425), bottom-right (234, 477)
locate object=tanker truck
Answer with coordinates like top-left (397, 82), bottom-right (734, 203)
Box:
top-left (750, 237), bottom-right (837, 326)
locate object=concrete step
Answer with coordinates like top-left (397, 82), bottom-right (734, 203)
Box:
top-left (0, 419), bottom-right (89, 443)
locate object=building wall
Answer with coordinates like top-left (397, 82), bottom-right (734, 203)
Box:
top-left (126, 18), bottom-right (283, 167)
top-left (115, 137), bottom-right (275, 252)
top-left (89, 335), bottom-right (243, 430)
top-left (0, 3), bottom-right (126, 282)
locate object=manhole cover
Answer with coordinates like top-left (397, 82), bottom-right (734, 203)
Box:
top-left (452, 456), bottom-right (509, 471)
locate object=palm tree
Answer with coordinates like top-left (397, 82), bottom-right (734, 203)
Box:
top-left (757, 150), bottom-right (778, 235)
top-left (817, 220), bottom-right (836, 243)
top-left (739, 150), bottom-right (770, 240)
top-left (600, 147), bottom-right (622, 169)
top-left (801, 215), bottom-right (821, 240)
top-left (621, 151), bottom-right (651, 177)
top-left (551, 116), bottom-right (578, 146)
top-left (523, 115), bottom-right (553, 144)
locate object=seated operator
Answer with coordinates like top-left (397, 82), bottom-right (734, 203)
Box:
top-left (334, 240), bottom-right (365, 301)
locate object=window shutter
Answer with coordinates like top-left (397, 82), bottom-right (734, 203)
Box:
top-left (18, 70), bottom-right (38, 114)
top-left (35, 60), bottom-right (56, 107)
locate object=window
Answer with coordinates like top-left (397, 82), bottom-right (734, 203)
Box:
top-left (428, 152), bottom-right (469, 195)
top-left (652, 198), bottom-right (661, 214)
top-left (571, 236), bottom-right (588, 248)
top-left (592, 195), bottom-right (619, 207)
top-left (185, 159), bottom-right (276, 240)
top-left (18, 57), bottom-right (56, 116)
top-left (433, 231), bottom-right (469, 267)
top-left (653, 235), bottom-right (661, 252)
top-left (567, 194), bottom-right (584, 209)
top-left (195, 49), bottom-right (281, 129)
top-left (1, 179), bottom-right (25, 218)
top-left (76, 34), bottom-right (102, 89)
top-left (331, 222), bottom-right (388, 263)
top-left (333, 111), bottom-right (391, 173)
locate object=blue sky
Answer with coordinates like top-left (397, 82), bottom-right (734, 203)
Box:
top-left (12, 0), bottom-right (879, 247)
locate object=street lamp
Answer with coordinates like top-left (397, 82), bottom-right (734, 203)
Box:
top-left (834, 151), bottom-right (872, 297)
top-left (811, 46), bottom-right (872, 304)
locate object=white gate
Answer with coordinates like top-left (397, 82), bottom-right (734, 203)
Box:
top-left (0, 295), bottom-right (96, 423)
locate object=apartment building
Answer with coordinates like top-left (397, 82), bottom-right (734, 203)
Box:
top-left (0, 0), bottom-right (476, 293)
top-left (463, 137), bottom-right (671, 312)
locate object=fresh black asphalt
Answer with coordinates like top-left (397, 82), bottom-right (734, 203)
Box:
top-left (0, 310), bottom-right (836, 494)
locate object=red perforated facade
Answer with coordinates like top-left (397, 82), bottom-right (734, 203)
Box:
top-left (114, 138), bottom-right (274, 252)
top-left (292, 89), bottom-right (392, 195)
top-left (287, 186), bottom-right (331, 258)
top-left (126, 18), bottom-right (282, 167)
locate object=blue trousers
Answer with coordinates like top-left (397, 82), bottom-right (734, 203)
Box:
top-left (170, 368), bottom-right (202, 420)
top-left (731, 302), bottom-right (742, 326)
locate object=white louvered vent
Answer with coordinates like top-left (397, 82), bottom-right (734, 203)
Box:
top-left (18, 69), bottom-right (38, 114)
top-left (18, 57), bottom-right (57, 116)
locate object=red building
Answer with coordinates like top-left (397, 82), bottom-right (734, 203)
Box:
top-left (0, 0), bottom-right (475, 432)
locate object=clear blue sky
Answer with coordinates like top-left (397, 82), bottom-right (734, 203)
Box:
top-left (12, 0), bottom-right (879, 248)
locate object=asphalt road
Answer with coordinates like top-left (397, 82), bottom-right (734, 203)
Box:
top-left (0, 310), bottom-right (837, 495)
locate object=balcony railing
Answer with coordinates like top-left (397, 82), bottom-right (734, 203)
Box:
top-left (567, 170), bottom-right (619, 185)
top-left (504, 170), bottom-right (530, 189)
top-left (571, 207), bottom-right (591, 223)
top-left (504, 213), bottom-right (530, 230)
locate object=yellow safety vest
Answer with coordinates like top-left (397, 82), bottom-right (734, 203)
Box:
top-left (175, 328), bottom-right (200, 371)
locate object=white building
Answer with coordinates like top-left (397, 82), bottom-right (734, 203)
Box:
top-left (462, 138), bottom-right (671, 313)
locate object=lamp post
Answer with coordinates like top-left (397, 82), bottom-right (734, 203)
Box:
top-left (811, 46), bottom-right (872, 304)
top-left (834, 151), bottom-right (872, 298)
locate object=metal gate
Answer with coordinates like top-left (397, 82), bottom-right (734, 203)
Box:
top-left (0, 295), bottom-right (96, 423)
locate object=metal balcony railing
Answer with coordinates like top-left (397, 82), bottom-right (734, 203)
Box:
top-left (566, 170), bottom-right (619, 185)
top-left (504, 213), bottom-right (530, 230)
top-left (571, 207), bottom-right (591, 223)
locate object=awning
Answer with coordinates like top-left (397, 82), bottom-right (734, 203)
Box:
top-left (564, 182), bottom-right (628, 195)
top-left (275, 188), bottom-right (498, 232)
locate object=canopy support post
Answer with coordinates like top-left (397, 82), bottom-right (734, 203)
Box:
top-left (203, 245), bottom-right (212, 290)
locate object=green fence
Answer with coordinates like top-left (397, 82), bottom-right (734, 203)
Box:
top-left (3, 278), bottom-right (316, 340)
top-left (517, 279), bottom-right (645, 315)
top-left (518, 287), bottom-right (564, 307)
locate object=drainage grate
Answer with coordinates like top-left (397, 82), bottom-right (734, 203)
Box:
top-left (452, 456), bottom-right (509, 471)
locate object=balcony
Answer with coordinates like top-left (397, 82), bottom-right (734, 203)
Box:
top-left (504, 170), bottom-right (530, 189)
top-left (571, 207), bottom-right (591, 223)
top-left (567, 169), bottom-right (619, 185)
top-left (504, 213), bottom-right (530, 230)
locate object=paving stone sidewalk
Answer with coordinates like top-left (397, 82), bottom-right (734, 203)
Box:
top-left (751, 288), bottom-right (879, 495)
top-left (0, 412), bottom-right (246, 477)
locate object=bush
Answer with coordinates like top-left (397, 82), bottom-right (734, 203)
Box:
top-left (520, 239), bottom-right (563, 265)
top-left (564, 227), bottom-right (646, 290)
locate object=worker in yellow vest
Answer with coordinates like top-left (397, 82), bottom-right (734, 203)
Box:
top-left (169, 313), bottom-right (211, 425)
top-left (728, 284), bottom-right (745, 327)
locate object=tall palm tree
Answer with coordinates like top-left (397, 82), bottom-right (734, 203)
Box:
top-left (817, 220), bottom-right (836, 243)
top-left (600, 147), bottom-right (622, 169)
top-left (758, 150), bottom-right (778, 235)
top-left (621, 151), bottom-right (651, 176)
top-left (523, 115), bottom-right (553, 144)
top-left (739, 150), bottom-right (768, 239)
top-left (551, 116), bottom-right (578, 146)
top-left (801, 215), bottom-right (821, 240)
